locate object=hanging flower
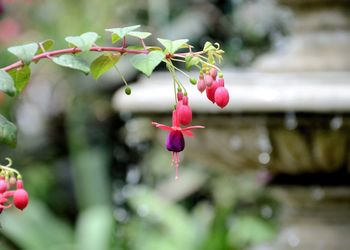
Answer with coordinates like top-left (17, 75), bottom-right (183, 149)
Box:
top-left (152, 110), bottom-right (204, 180)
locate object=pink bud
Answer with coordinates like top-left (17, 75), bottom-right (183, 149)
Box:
top-left (197, 79), bottom-right (206, 93)
top-left (16, 179), bottom-right (24, 189)
top-left (182, 96), bottom-right (189, 106)
top-left (210, 68), bottom-right (217, 79)
top-left (218, 77), bottom-right (225, 87)
top-left (215, 87), bottom-right (230, 109)
top-left (206, 80), bottom-right (219, 103)
top-left (204, 74), bottom-right (213, 87)
top-left (0, 180), bottom-right (7, 193)
top-left (177, 91), bottom-right (183, 101)
top-left (13, 188), bottom-right (29, 211)
top-left (176, 101), bottom-right (192, 126)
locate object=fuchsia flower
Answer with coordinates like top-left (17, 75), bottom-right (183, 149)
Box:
top-left (152, 109), bottom-right (204, 180)
top-left (176, 96), bottom-right (192, 126)
top-left (206, 80), bottom-right (219, 103)
top-left (197, 76), bottom-right (206, 93)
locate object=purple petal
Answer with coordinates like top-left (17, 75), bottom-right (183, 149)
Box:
top-left (166, 131), bottom-right (185, 152)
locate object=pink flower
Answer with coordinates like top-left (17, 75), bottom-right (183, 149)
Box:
top-left (197, 77), bottom-right (206, 93)
top-left (215, 86), bottom-right (230, 108)
top-left (152, 110), bottom-right (204, 179)
top-left (176, 96), bottom-right (192, 126)
top-left (206, 80), bottom-right (219, 103)
top-left (204, 74), bottom-right (213, 87)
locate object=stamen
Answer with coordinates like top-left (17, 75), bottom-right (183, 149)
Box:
top-left (174, 152), bottom-right (179, 180)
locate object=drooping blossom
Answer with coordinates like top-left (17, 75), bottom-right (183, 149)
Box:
top-left (206, 80), bottom-right (219, 103)
top-left (204, 73), bottom-right (213, 87)
top-left (152, 110), bottom-right (204, 180)
top-left (215, 86), bottom-right (230, 108)
top-left (176, 96), bottom-right (192, 126)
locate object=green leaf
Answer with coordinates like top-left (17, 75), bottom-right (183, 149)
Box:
top-left (36, 39), bottom-right (55, 54)
top-left (157, 38), bottom-right (189, 54)
top-left (203, 41), bottom-right (216, 52)
top-left (0, 69), bottom-right (16, 96)
top-left (0, 114), bottom-right (17, 147)
top-left (128, 31), bottom-right (151, 39)
top-left (52, 55), bottom-right (90, 74)
top-left (105, 25), bottom-right (141, 43)
top-left (185, 55), bottom-right (200, 70)
top-left (130, 51), bottom-right (165, 77)
top-left (8, 43), bottom-right (38, 64)
top-left (65, 32), bottom-right (100, 52)
top-left (8, 65), bottom-right (31, 94)
top-left (90, 53), bottom-right (121, 80)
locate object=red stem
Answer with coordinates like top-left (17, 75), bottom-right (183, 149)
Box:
top-left (1, 46), bottom-right (149, 72)
top-left (1, 45), bottom-right (206, 72)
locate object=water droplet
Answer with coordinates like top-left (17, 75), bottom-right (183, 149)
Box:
top-left (261, 205), bottom-right (273, 218)
top-left (330, 115), bottom-right (343, 130)
top-left (258, 152), bottom-right (270, 165)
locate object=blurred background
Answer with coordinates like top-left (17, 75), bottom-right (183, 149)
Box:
top-left (0, 0), bottom-right (349, 249)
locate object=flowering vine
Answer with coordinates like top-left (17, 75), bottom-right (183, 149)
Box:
top-left (0, 25), bottom-right (230, 188)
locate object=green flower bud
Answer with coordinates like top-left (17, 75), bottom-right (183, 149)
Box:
top-left (190, 77), bottom-right (197, 85)
top-left (124, 87), bottom-right (131, 95)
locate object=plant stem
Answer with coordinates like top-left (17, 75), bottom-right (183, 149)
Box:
top-left (1, 46), bottom-right (208, 72)
top-left (113, 65), bottom-right (128, 86)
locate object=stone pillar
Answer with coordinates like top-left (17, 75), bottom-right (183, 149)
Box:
top-left (251, 187), bottom-right (350, 250)
top-left (255, 0), bottom-right (350, 71)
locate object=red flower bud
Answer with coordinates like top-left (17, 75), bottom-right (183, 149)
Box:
top-left (197, 78), bottom-right (206, 93)
top-left (0, 180), bottom-right (7, 193)
top-left (177, 100), bottom-right (192, 126)
top-left (218, 77), bottom-right (225, 87)
top-left (206, 80), bottom-right (219, 103)
top-left (204, 74), bottom-right (213, 87)
top-left (13, 188), bottom-right (29, 211)
top-left (210, 68), bottom-right (217, 79)
top-left (215, 86), bottom-right (230, 109)
top-left (177, 91), bottom-right (183, 101)
top-left (182, 96), bottom-right (189, 106)
top-left (16, 179), bottom-right (24, 189)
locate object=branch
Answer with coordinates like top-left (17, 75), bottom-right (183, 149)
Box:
top-left (1, 46), bottom-right (150, 72)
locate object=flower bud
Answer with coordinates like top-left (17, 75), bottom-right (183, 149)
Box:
top-left (0, 180), bottom-right (7, 193)
top-left (206, 80), bottom-right (219, 103)
top-left (13, 189), bottom-right (29, 211)
top-left (182, 95), bottom-right (189, 106)
top-left (177, 98), bottom-right (192, 126)
top-left (210, 68), bottom-right (217, 79)
top-left (215, 86), bottom-right (230, 109)
top-left (177, 91), bottom-right (184, 101)
top-left (204, 74), bottom-right (213, 87)
top-left (218, 77), bottom-right (225, 87)
top-left (190, 77), bottom-right (197, 85)
top-left (124, 87), bottom-right (131, 95)
top-left (197, 78), bottom-right (206, 93)
top-left (16, 179), bottom-right (24, 189)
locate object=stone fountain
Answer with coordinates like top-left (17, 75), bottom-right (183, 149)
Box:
top-left (113, 0), bottom-right (350, 249)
